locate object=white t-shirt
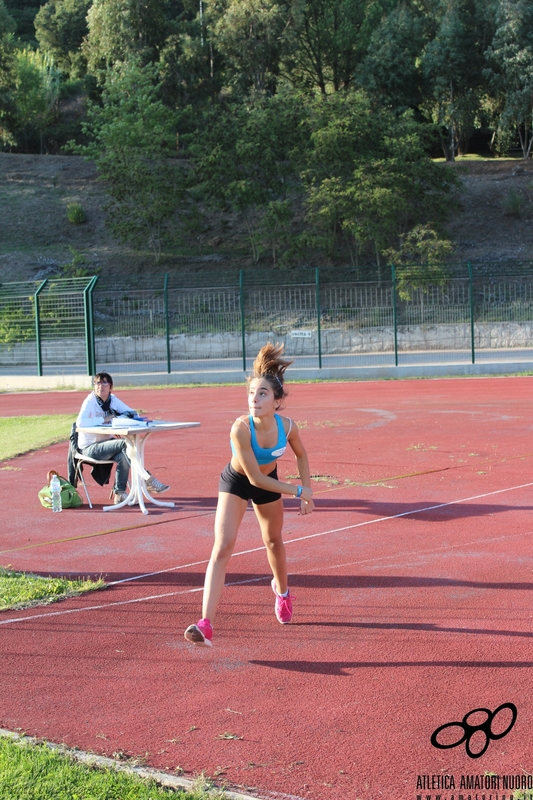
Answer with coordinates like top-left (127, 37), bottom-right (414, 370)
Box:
top-left (76, 392), bottom-right (135, 449)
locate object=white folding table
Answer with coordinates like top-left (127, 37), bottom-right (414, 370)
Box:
top-left (76, 420), bottom-right (200, 514)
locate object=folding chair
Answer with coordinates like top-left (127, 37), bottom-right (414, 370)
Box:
top-left (73, 451), bottom-right (116, 509)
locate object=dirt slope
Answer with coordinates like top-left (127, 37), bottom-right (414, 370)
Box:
top-left (445, 158), bottom-right (533, 264)
top-left (1, 153), bottom-right (532, 284)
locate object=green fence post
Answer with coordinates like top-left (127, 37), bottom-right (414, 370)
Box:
top-left (34, 279), bottom-right (47, 377)
top-left (84, 276), bottom-right (98, 375)
top-left (240, 270), bottom-right (246, 372)
top-left (164, 273), bottom-right (171, 373)
top-left (90, 276), bottom-right (98, 375)
top-left (316, 267), bottom-right (322, 369)
top-left (391, 265), bottom-right (398, 367)
top-left (468, 261), bottom-right (475, 364)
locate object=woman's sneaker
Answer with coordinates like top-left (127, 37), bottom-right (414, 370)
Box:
top-left (271, 579), bottom-right (293, 624)
top-left (113, 491), bottom-right (128, 504)
top-left (184, 618), bottom-right (213, 646)
top-left (146, 476), bottom-right (170, 494)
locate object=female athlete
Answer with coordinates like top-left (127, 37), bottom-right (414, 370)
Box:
top-left (184, 342), bottom-right (314, 646)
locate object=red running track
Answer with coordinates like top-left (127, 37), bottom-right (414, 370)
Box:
top-left (1, 377), bottom-right (533, 800)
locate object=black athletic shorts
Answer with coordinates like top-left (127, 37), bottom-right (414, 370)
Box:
top-left (219, 462), bottom-right (281, 505)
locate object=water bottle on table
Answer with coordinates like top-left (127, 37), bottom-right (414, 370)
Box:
top-left (50, 473), bottom-right (62, 513)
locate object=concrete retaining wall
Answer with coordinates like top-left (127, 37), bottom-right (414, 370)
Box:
top-left (1, 321), bottom-right (533, 366)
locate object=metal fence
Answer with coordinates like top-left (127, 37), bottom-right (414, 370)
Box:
top-left (0, 276), bottom-right (97, 375)
top-left (2, 264), bottom-right (533, 376)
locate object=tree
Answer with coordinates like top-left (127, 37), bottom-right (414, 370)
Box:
top-left (485, 0), bottom-right (533, 159)
top-left (188, 91), bottom-right (306, 262)
top-left (84, 0), bottom-right (168, 82)
top-left (211, 0), bottom-right (288, 94)
top-left (70, 59), bottom-right (183, 261)
top-left (158, 0), bottom-right (221, 107)
top-left (279, 0), bottom-right (393, 96)
top-left (299, 92), bottom-right (458, 265)
top-left (257, 199), bottom-right (293, 267)
top-left (11, 48), bottom-right (61, 151)
top-left (0, 0), bottom-right (14, 36)
top-left (383, 224), bottom-right (453, 301)
top-left (356, 4), bottom-right (427, 114)
top-left (4, 0), bottom-right (44, 44)
top-left (0, 0), bottom-right (16, 146)
top-left (421, 0), bottom-right (496, 160)
top-left (159, 33), bottom-right (219, 107)
top-left (34, 0), bottom-right (90, 77)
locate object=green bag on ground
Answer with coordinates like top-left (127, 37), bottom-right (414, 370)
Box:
top-left (38, 471), bottom-right (83, 509)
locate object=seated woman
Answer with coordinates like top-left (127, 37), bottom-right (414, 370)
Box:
top-left (76, 371), bottom-right (169, 504)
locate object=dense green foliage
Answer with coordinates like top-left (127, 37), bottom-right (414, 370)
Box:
top-left (0, 0), bottom-right (530, 267)
top-left (71, 59), bottom-right (184, 261)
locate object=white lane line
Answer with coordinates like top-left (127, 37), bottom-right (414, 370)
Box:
top-left (110, 480), bottom-right (533, 582)
top-left (2, 481), bottom-right (532, 627)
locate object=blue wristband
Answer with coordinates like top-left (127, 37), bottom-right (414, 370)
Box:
top-left (296, 485), bottom-right (303, 498)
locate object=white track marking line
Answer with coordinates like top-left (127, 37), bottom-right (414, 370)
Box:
top-left (110, 480), bottom-right (533, 583)
top-left (2, 481), bottom-right (532, 627)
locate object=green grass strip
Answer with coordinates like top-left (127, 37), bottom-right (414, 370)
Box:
top-left (0, 567), bottom-right (105, 611)
top-left (0, 735), bottom-right (226, 800)
top-left (0, 415), bottom-right (74, 462)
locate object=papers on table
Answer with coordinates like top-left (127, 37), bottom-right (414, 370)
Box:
top-left (111, 417), bottom-right (150, 428)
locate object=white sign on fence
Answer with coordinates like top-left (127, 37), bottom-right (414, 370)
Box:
top-left (291, 330), bottom-right (313, 338)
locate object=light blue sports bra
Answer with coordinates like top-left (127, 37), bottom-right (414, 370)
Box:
top-left (231, 414), bottom-right (291, 465)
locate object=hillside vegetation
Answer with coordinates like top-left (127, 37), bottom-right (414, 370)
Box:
top-left (2, 0), bottom-right (533, 276)
top-left (1, 153), bottom-right (533, 285)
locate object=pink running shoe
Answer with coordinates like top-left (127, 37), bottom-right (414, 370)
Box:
top-left (271, 579), bottom-right (293, 624)
top-left (184, 618), bottom-right (213, 646)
